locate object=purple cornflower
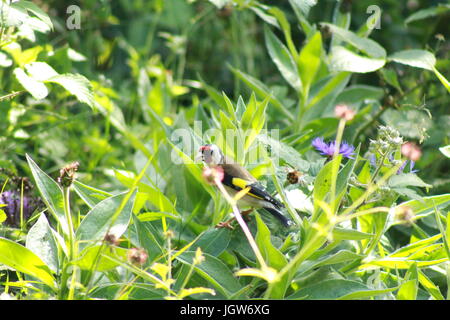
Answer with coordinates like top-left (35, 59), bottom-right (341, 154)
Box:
top-left (312, 137), bottom-right (355, 159)
top-left (0, 190), bottom-right (39, 227)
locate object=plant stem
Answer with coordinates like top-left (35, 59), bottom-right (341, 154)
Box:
top-left (214, 178), bottom-right (267, 270)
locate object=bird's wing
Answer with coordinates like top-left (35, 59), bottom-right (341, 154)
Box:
top-left (221, 172), bottom-right (284, 208)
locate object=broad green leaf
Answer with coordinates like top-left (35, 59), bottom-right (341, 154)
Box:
top-left (25, 214), bottom-right (59, 273)
top-left (388, 50), bottom-right (436, 71)
top-left (255, 213), bottom-right (288, 298)
top-left (26, 154), bottom-right (68, 235)
top-left (330, 46), bottom-right (385, 73)
top-left (418, 269), bottom-right (445, 300)
top-left (397, 279), bottom-right (418, 300)
top-left (12, 0), bottom-right (53, 30)
top-left (298, 31), bottom-right (322, 97)
top-left (14, 68), bottom-right (48, 99)
top-left (315, 250), bottom-right (364, 268)
top-left (322, 23), bottom-right (386, 58)
top-left (390, 194), bottom-right (450, 226)
top-left (390, 234), bottom-right (442, 258)
top-left (338, 286), bottom-right (398, 300)
top-left (0, 237), bottom-right (55, 289)
top-left (24, 62), bottom-right (58, 81)
top-left (176, 251), bottom-right (243, 298)
top-left (130, 216), bottom-right (164, 262)
top-left (73, 180), bottom-right (112, 208)
top-left (264, 26), bottom-right (301, 91)
top-left (191, 229), bottom-right (231, 257)
top-left (359, 257), bottom-right (447, 270)
top-left (307, 72), bottom-right (350, 108)
top-left (332, 227), bottom-right (374, 241)
top-left (335, 85), bottom-right (384, 106)
top-left (46, 74), bottom-right (94, 108)
top-left (388, 173), bottom-right (432, 189)
top-left (74, 245), bottom-right (128, 272)
top-left (312, 155), bottom-right (342, 212)
top-left (0, 209), bottom-right (6, 224)
top-left (297, 250), bottom-right (364, 277)
top-left (288, 279), bottom-right (373, 300)
top-left (76, 191), bottom-right (136, 250)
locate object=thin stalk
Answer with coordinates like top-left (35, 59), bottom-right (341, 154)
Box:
top-left (330, 118), bottom-right (346, 212)
top-left (214, 178), bottom-right (267, 270)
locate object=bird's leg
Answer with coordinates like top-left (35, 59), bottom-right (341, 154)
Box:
top-left (215, 209), bottom-right (254, 229)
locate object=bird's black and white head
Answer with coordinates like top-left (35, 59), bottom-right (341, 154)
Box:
top-left (196, 144), bottom-right (223, 165)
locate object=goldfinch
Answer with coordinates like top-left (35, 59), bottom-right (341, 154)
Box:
top-left (196, 144), bottom-right (292, 227)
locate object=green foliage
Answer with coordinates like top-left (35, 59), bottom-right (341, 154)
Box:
top-left (0, 0), bottom-right (449, 301)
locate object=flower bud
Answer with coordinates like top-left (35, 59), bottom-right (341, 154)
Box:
top-left (58, 161), bottom-right (80, 188)
top-left (127, 248), bottom-right (148, 265)
top-left (401, 142), bottom-right (422, 162)
top-left (334, 104), bottom-right (355, 121)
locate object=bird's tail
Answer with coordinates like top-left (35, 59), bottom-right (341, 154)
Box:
top-left (263, 207), bottom-right (292, 227)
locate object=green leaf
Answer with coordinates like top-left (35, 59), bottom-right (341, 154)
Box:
top-left (397, 279), bottom-right (418, 300)
top-left (76, 191), bottom-right (136, 250)
top-left (12, 0), bottom-right (53, 30)
top-left (312, 155), bottom-right (342, 212)
top-left (330, 46), bottom-right (385, 73)
top-left (130, 216), bottom-right (164, 262)
top-left (433, 67), bottom-right (450, 93)
top-left (388, 49), bottom-right (436, 71)
top-left (405, 5), bottom-right (450, 24)
top-left (418, 269), bottom-right (445, 300)
top-left (73, 180), bottom-right (112, 208)
top-left (25, 214), bottom-right (59, 274)
top-left (290, 0), bottom-right (317, 15)
top-left (264, 26), bottom-right (301, 91)
top-left (228, 65), bottom-right (294, 120)
top-left (359, 257), bottom-right (447, 270)
top-left (322, 23), bottom-right (386, 58)
top-left (191, 229), bottom-right (231, 257)
top-left (255, 213), bottom-right (288, 298)
top-left (74, 245), bottom-right (128, 272)
top-left (26, 154), bottom-right (68, 236)
top-left (24, 62), bottom-right (58, 81)
top-left (46, 74), bottom-right (94, 108)
top-left (332, 227), bottom-right (374, 241)
top-left (338, 286), bottom-right (398, 300)
top-left (390, 235), bottom-right (442, 258)
top-left (298, 31), bottom-right (322, 97)
top-left (176, 251), bottom-right (243, 298)
top-left (0, 237), bottom-right (55, 289)
top-left (288, 279), bottom-right (383, 300)
top-left (388, 173), bottom-right (432, 189)
top-left (390, 194), bottom-right (450, 226)
top-left (0, 209), bottom-right (6, 224)
top-left (14, 67), bottom-right (48, 99)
